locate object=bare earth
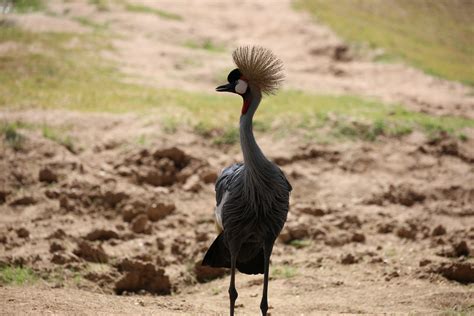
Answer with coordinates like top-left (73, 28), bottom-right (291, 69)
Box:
top-left (1, 0), bottom-right (473, 315)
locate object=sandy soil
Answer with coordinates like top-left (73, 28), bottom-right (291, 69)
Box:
top-left (1, 0), bottom-right (474, 315)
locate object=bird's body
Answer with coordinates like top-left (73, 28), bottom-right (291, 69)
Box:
top-left (202, 46), bottom-right (291, 315)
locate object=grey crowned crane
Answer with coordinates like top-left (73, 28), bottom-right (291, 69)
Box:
top-left (202, 46), bottom-right (292, 316)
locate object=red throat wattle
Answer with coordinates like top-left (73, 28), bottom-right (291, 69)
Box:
top-left (241, 98), bottom-right (250, 115)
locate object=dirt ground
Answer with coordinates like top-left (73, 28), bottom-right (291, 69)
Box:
top-left (1, 0), bottom-right (474, 315)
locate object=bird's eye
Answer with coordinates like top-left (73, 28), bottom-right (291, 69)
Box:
top-left (235, 79), bottom-right (248, 94)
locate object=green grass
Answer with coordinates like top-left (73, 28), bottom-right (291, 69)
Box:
top-left (289, 239), bottom-right (312, 249)
top-left (7, 0), bottom-right (44, 13)
top-left (124, 3), bottom-right (182, 20)
top-left (0, 266), bottom-right (38, 285)
top-left (184, 39), bottom-right (225, 53)
top-left (1, 25), bottom-right (473, 143)
top-left (271, 265), bottom-right (297, 279)
top-left (74, 16), bottom-right (108, 31)
top-left (88, 0), bottom-right (109, 12)
top-left (42, 125), bottom-right (75, 152)
top-left (1, 121), bottom-right (28, 150)
top-left (295, 0), bottom-right (474, 85)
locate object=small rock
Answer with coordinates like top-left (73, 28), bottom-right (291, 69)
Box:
top-left (16, 227), bottom-right (29, 238)
top-left (85, 229), bottom-right (119, 241)
top-left (194, 261), bottom-right (227, 283)
top-left (432, 225), bottom-right (447, 236)
top-left (147, 202), bottom-right (176, 222)
top-left (419, 259), bottom-right (431, 267)
top-left (9, 196), bottom-right (36, 207)
top-left (183, 175), bottom-right (202, 192)
top-left (341, 253), bottom-right (357, 265)
top-left (73, 241), bottom-right (108, 263)
top-left (39, 167), bottom-right (58, 183)
top-left (131, 214), bottom-right (151, 234)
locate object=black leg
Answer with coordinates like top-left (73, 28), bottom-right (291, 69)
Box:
top-left (229, 242), bottom-right (241, 316)
top-left (260, 240), bottom-right (274, 315)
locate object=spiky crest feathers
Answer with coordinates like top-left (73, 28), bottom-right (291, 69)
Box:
top-left (232, 46), bottom-right (284, 95)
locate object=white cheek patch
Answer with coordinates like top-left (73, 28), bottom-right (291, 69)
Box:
top-left (235, 79), bottom-right (248, 94)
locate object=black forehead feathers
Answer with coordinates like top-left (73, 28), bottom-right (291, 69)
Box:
top-left (227, 68), bottom-right (241, 83)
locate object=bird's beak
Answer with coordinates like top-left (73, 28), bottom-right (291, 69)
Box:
top-left (216, 83), bottom-right (233, 92)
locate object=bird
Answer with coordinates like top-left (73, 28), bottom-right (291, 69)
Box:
top-left (202, 46), bottom-right (292, 316)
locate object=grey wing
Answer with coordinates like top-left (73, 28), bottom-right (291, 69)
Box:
top-left (215, 163), bottom-right (244, 206)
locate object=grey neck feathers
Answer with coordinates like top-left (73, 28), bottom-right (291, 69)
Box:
top-left (239, 89), bottom-right (271, 177)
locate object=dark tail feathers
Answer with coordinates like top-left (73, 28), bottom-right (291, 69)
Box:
top-left (202, 232), bottom-right (264, 275)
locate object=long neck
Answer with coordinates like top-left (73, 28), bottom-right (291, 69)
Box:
top-left (239, 89), bottom-right (269, 171)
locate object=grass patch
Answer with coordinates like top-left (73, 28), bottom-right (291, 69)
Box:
top-left (161, 115), bottom-right (179, 134)
top-left (0, 266), bottom-right (38, 285)
top-left (42, 125), bottom-right (75, 152)
top-left (74, 16), bottom-right (108, 31)
top-left (289, 239), bottom-right (311, 249)
top-left (213, 127), bottom-right (239, 145)
top-left (185, 39), bottom-right (225, 53)
top-left (1, 25), bottom-right (472, 143)
top-left (124, 3), bottom-right (182, 20)
top-left (1, 121), bottom-right (28, 150)
top-left (271, 265), bottom-right (297, 279)
top-left (6, 0), bottom-right (44, 13)
top-left (88, 0), bottom-right (109, 12)
top-left (295, 0), bottom-right (474, 85)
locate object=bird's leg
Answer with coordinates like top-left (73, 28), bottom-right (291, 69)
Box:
top-left (229, 242), bottom-right (241, 316)
top-left (260, 239), bottom-right (274, 316)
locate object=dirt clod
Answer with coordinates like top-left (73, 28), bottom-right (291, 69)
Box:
top-left (10, 196), bottom-right (36, 206)
top-left (49, 241), bottom-right (65, 253)
top-left (341, 253), bottom-right (358, 265)
top-left (453, 241), bottom-right (470, 257)
top-left (115, 259), bottom-right (171, 295)
top-left (351, 232), bottom-right (366, 243)
top-left (131, 214), bottom-right (151, 234)
top-left (434, 262), bottom-right (474, 284)
top-left (147, 202), bottom-right (176, 222)
top-left (432, 225), bottom-right (447, 236)
top-left (73, 241), bottom-right (108, 263)
top-left (103, 191), bottom-right (128, 207)
top-left (194, 261), bottom-right (227, 283)
top-left (85, 229), bottom-right (119, 241)
top-left (39, 167), bottom-right (58, 183)
top-left (16, 227), bottom-right (30, 238)
top-left (396, 225), bottom-right (417, 240)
